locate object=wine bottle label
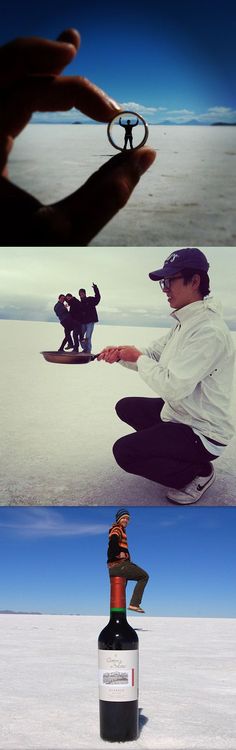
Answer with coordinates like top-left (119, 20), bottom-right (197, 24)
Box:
top-left (98, 650), bottom-right (138, 702)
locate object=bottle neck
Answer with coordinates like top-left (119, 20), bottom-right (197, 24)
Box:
top-left (110, 576), bottom-right (127, 619)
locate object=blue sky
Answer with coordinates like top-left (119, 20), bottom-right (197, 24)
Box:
top-left (1, 0), bottom-right (235, 123)
top-left (0, 506), bottom-right (235, 618)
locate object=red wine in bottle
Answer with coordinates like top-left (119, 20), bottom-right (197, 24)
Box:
top-left (98, 576), bottom-right (139, 742)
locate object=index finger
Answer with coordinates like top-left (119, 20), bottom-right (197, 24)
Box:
top-left (0, 29), bottom-right (80, 86)
top-left (98, 347), bottom-right (117, 356)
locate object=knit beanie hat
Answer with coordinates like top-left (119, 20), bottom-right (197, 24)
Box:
top-left (116, 508), bottom-right (130, 522)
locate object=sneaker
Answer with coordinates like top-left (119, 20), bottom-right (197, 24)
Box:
top-left (128, 605), bottom-right (145, 613)
top-left (166, 465), bottom-right (215, 505)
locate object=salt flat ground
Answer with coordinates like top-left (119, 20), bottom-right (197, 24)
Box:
top-left (0, 614), bottom-right (235, 750)
top-left (9, 125), bottom-right (236, 246)
top-left (0, 320), bottom-right (236, 506)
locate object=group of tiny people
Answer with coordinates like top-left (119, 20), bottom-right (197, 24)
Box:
top-left (54, 283), bottom-right (100, 353)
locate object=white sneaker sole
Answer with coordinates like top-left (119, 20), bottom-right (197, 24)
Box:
top-left (166, 470), bottom-right (216, 505)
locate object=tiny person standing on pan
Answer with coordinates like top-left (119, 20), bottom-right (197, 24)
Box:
top-left (79, 282), bottom-right (101, 353)
top-left (65, 293), bottom-right (84, 352)
top-left (54, 294), bottom-right (75, 351)
top-left (107, 509), bottom-right (149, 613)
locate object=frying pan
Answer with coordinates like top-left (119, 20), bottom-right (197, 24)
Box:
top-left (41, 351), bottom-right (100, 365)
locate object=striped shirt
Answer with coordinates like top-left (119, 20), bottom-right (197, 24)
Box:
top-left (107, 523), bottom-right (130, 565)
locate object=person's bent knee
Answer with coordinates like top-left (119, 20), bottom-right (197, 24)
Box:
top-left (113, 436), bottom-right (129, 470)
top-left (115, 397), bottom-right (131, 421)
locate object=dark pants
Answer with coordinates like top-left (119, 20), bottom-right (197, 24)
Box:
top-left (113, 397), bottom-right (216, 490)
top-left (73, 323), bottom-right (84, 352)
top-left (109, 561), bottom-right (149, 607)
top-left (124, 134), bottom-right (133, 149)
top-left (59, 325), bottom-right (74, 351)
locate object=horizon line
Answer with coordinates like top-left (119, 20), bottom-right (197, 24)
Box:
top-left (1, 316), bottom-right (236, 331)
top-left (0, 611), bottom-right (235, 619)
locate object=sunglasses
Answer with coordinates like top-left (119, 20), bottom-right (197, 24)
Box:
top-left (159, 274), bottom-right (184, 291)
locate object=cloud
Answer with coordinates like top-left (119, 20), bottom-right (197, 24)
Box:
top-left (0, 509), bottom-right (108, 537)
top-left (156, 513), bottom-right (222, 531)
top-left (31, 104), bottom-right (236, 125)
top-left (130, 308), bottom-right (151, 314)
top-left (207, 106), bottom-right (233, 115)
top-left (190, 107), bottom-right (236, 122)
top-left (195, 106), bottom-right (236, 121)
top-left (31, 109), bottom-right (90, 123)
top-left (121, 101), bottom-right (158, 114)
top-left (151, 105), bottom-right (236, 123)
top-left (165, 109), bottom-right (195, 115)
top-left (99, 306), bottom-right (121, 314)
top-left (158, 514), bottom-right (186, 527)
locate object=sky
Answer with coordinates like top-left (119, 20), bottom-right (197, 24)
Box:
top-left (0, 506), bottom-right (235, 618)
top-left (0, 246), bottom-right (236, 328)
top-left (0, 0), bottom-right (235, 124)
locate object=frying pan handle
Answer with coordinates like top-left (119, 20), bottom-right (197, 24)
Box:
top-left (91, 352), bottom-right (120, 362)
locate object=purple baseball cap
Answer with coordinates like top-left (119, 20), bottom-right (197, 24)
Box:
top-left (149, 248), bottom-right (209, 281)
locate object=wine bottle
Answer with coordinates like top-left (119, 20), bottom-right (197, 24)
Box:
top-left (98, 576), bottom-right (139, 742)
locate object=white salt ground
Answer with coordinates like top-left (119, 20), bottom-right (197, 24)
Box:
top-left (0, 320), bottom-right (235, 506)
top-left (0, 614), bottom-right (235, 750)
top-left (9, 124), bottom-right (236, 246)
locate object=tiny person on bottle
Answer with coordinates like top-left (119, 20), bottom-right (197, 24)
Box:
top-left (107, 509), bottom-right (149, 613)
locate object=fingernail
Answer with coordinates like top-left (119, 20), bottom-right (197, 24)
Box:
top-left (107, 97), bottom-right (122, 112)
top-left (57, 29), bottom-right (81, 50)
top-left (133, 148), bottom-right (156, 176)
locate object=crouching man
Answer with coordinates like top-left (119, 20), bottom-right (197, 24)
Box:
top-left (99, 248), bottom-right (235, 504)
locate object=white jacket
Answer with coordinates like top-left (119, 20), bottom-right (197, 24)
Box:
top-left (121, 299), bottom-right (235, 444)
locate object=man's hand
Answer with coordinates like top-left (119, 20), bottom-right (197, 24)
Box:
top-left (0, 29), bottom-right (156, 245)
top-left (98, 345), bottom-right (142, 363)
top-left (117, 346), bottom-right (142, 362)
top-left (98, 347), bottom-right (121, 363)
